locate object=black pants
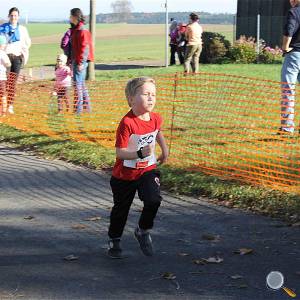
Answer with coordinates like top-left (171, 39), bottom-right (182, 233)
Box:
top-left (7, 54), bottom-right (22, 106)
top-left (108, 169), bottom-right (162, 239)
top-left (170, 44), bottom-right (185, 65)
top-left (170, 44), bottom-right (177, 65)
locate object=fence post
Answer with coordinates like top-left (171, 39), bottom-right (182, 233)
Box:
top-left (233, 15), bottom-right (236, 44)
top-left (168, 72), bottom-right (178, 156)
top-left (256, 14), bottom-right (260, 63)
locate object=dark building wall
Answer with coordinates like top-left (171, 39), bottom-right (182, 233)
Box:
top-left (236, 0), bottom-right (291, 47)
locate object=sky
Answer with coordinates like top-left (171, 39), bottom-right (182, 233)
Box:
top-left (0, 0), bottom-right (237, 21)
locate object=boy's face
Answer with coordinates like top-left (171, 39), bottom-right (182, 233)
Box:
top-left (129, 82), bottom-right (156, 114)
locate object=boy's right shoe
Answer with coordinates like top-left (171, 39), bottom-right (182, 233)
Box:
top-left (134, 227), bottom-right (153, 257)
top-left (107, 238), bottom-right (123, 259)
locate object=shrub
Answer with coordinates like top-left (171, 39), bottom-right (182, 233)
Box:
top-left (258, 46), bottom-right (283, 64)
top-left (200, 32), bottom-right (231, 64)
top-left (229, 36), bottom-right (257, 63)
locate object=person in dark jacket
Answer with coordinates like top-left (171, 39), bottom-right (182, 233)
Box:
top-left (280, 0), bottom-right (300, 134)
top-left (69, 8), bottom-right (94, 115)
top-left (60, 28), bottom-right (72, 66)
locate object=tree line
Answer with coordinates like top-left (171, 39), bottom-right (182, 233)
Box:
top-left (96, 12), bottom-right (235, 24)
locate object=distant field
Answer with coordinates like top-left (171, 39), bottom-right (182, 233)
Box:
top-left (26, 23), bottom-right (234, 67)
top-left (25, 23), bottom-right (281, 83)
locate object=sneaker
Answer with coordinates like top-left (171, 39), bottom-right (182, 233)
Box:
top-left (8, 105), bottom-right (14, 114)
top-left (134, 227), bottom-right (153, 256)
top-left (107, 238), bottom-right (123, 259)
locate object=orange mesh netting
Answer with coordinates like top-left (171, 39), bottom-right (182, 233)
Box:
top-left (0, 72), bottom-right (299, 194)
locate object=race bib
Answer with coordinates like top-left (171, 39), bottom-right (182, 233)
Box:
top-left (123, 130), bottom-right (158, 169)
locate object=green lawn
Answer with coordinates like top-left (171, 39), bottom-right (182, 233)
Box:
top-left (27, 23), bottom-right (118, 37)
top-left (94, 64), bottom-right (282, 82)
top-left (27, 23), bottom-right (69, 37)
top-left (26, 23), bottom-right (234, 67)
top-left (2, 21), bottom-right (299, 220)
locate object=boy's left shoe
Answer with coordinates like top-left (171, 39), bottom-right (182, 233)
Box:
top-left (107, 238), bottom-right (123, 259)
top-left (134, 227), bottom-right (153, 257)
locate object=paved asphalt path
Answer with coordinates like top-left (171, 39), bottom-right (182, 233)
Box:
top-left (0, 144), bottom-right (299, 300)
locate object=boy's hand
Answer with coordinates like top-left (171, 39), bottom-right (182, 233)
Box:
top-left (141, 145), bottom-right (153, 158)
top-left (157, 153), bottom-right (168, 165)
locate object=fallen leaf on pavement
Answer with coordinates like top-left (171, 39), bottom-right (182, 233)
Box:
top-left (176, 239), bottom-right (190, 244)
top-left (230, 275), bottom-right (243, 280)
top-left (193, 259), bottom-right (206, 265)
top-left (234, 248), bottom-right (253, 255)
top-left (202, 234), bottom-right (220, 241)
top-left (71, 224), bottom-right (87, 230)
top-left (204, 257), bottom-right (224, 264)
top-left (24, 216), bottom-right (34, 220)
top-left (292, 222), bottom-right (300, 227)
top-left (84, 216), bottom-right (101, 221)
top-left (64, 254), bottom-right (79, 261)
top-left (178, 252), bottom-right (190, 257)
top-left (162, 272), bottom-right (176, 280)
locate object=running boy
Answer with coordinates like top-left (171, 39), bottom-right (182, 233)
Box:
top-left (0, 35), bottom-right (11, 116)
top-left (108, 77), bottom-right (169, 258)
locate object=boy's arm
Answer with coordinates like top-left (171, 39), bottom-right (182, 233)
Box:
top-left (156, 131), bottom-right (169, 164)
top-left (116, 145), bottom-right (153, 160)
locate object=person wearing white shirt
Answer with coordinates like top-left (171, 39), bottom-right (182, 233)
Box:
top-left (184, 12), bottom-right (203, 74)
top-left (0, 35), bottom-right (11, 115)
top-left (0, 7), bottom-right (31, 114)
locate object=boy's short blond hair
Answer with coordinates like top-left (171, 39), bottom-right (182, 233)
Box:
top-left (125, 77), bottom-right (156, 106)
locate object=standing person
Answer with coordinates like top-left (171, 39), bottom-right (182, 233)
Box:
top-left (177, 22), bottom-right (187, 65)
top-left (184, 12), bottom-right (203, 74)
top-left (169, 19), bottom-right (178, 65)
top-left (0, 7), bottom-right (31, 114)
top-left (107, 77), bottom-right (169, 259)
top-left (60, 28), bottom-right (72, 66)
top-left (0, 35), bottom-right (11, 116)
top-left (54, 54), bottom-right (72, 113)
top-left (280, 0), bottom-right (300, 135)
top-left (69, 8), bottom-right (94, 115)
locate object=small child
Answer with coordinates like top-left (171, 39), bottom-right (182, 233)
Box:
top-left (0, 35), bottom-right (11, 116)
top-left (107, 77), bottom-right (169, 258)
top-left (54, 54), bottom-right (72, 113)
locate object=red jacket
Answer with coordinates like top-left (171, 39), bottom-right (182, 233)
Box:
top-left (71, 22), bottom-right (94, 64)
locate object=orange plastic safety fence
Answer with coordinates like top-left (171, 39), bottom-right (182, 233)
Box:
top-left (0, 71), bottom-right (299, 194)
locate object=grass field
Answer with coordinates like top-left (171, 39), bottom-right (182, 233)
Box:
top-left (26, 23), bottom-right (234, 67)
top-left (24, 23), bottom-right (282, 83)
top-left (93, 64), bottom-right (282, 81)
top-left (1, 23), bottom-right (299, 221)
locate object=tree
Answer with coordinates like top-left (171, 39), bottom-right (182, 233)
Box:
top-left (111, 0), bottom-right (133, 23)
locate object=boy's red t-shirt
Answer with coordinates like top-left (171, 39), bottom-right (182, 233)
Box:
top-left (112, 110), bottom-right (162, 181)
